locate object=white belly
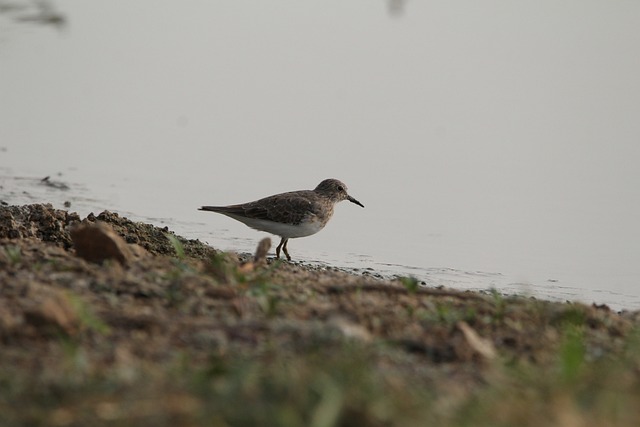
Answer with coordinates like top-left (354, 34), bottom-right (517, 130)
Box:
top-left (224, 214), bottom-right (325, 238)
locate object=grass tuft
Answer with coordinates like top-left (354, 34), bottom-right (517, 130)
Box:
top-left (166, 233), bottom-right (186, 260)
top-left (4, 245), bottom-right (21, 265)
top-left (399, 276), bottom-right (419, 293)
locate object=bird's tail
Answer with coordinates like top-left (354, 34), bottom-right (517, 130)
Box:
top-left (199, 206), bottom-right (225, 212)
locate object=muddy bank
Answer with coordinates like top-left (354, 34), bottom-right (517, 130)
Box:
top-left (1, 204), bottom-right (639, 426)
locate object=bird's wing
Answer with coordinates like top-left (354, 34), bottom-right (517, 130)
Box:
top-left (238, 191), bottom-right (317, 225)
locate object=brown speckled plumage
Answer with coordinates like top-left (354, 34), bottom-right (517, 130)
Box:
top-left (199, 179), bottom-right (364, 261)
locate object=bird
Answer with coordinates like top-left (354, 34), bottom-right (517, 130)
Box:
top-left (199, 178), bottom-right (364, 261)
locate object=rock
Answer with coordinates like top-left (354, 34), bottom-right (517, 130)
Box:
top-left (71, 221), bottom-right (134, 265)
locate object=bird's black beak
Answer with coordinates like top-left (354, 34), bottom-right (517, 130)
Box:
top-left (348, 195), bottom-right (364, 208)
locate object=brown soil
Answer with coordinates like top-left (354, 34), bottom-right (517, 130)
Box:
top-left (1, 204), bottom-right (639, 426)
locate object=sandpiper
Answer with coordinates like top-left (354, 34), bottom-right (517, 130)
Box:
top-left (199, 179), bottom-right (364, 261)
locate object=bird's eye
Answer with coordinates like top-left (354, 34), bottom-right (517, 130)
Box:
top-left (337, 185), bottom-right (344, 192)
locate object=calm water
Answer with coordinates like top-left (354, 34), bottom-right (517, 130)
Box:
top-left (2, 1), bottom-right (640, 309)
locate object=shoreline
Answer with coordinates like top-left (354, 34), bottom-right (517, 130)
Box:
top-left (2, 171), bottom-right (637, 310)
top-left (1, 203), bottom-right (640, 426)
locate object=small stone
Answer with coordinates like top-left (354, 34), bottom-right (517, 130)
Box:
top-left (457, 321), bottom-right (497, 360)
top-left (254, 237), bottom-right (271, 263)
top-left (71, 222), bottom-right (134, 265)
top-left (238, 238), bottom-right (272, 273)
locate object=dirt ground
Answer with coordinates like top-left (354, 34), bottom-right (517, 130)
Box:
top-left (1, 204), bottom-right (640, 426)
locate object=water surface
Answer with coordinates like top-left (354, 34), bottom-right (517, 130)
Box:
top-left (2, 0), bottom-right (639, 309)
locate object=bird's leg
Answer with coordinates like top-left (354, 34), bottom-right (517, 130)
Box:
top-left (282, 239), bottom-right (291, 261)
top-left (276, 238), bottom-right (285, 259)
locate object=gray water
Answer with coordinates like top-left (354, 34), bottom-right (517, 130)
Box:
top-left (2, 0), bottom-right (639, 309)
